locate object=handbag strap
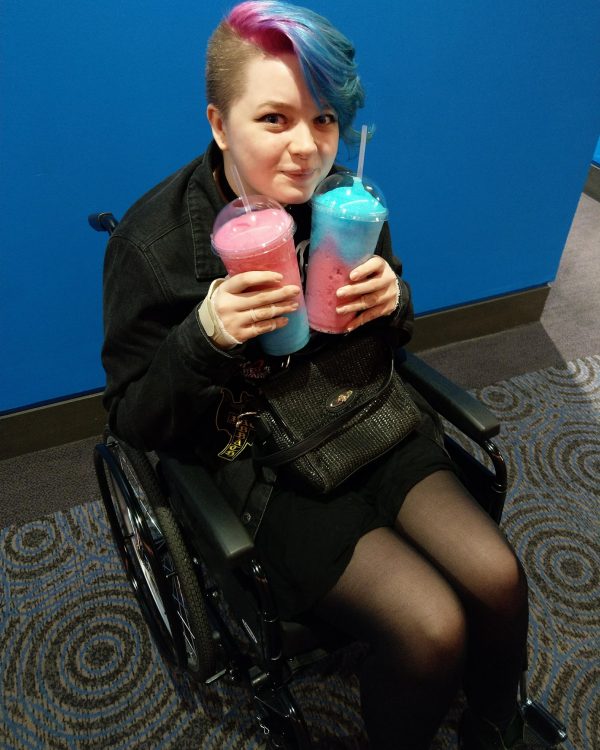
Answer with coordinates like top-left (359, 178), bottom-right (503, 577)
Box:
top-left (254, 348), bottom-right (395, 468)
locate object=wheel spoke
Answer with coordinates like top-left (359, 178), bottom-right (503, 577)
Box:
top-left (172, 578), bottom-right (199, 665)
top-left (100, 437), bottom-right (215, 679)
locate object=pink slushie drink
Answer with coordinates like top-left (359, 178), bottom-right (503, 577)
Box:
top-left (211, 196), bottom-right (309, 355)
top-left (305, 174), bottom-right (388, 333)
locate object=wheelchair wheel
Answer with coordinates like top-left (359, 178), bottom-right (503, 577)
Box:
top-left (95, 433), bottom-right (217, 681)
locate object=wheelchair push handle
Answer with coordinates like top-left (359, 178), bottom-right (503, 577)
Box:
top-left (88, 212), bottom-right (118, 235)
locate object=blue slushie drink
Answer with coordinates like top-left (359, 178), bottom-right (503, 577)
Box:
top-left (305, 173), bottom-right (388, 333)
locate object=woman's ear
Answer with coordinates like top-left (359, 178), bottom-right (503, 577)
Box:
top-left (207, 104), bottom-right (228, 151)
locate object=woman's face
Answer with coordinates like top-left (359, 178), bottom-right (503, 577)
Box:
top-left (208, 52), bottom-right (340, 205)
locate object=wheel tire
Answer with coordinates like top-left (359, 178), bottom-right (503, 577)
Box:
top-left (97, 433), bottom-right (216, 681)
top-left (153, 504), bottom-right (217, 681)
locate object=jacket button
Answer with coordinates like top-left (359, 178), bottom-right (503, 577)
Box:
top-left (241, 512), bottom-right (252, 525)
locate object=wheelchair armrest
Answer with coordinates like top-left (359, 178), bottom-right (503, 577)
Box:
top-left (395, 349), bottom-right (500, 444)
top-left (157, 452), bottom-right (254, 569)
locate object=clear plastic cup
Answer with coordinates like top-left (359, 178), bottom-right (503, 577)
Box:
top-left (305, 173), bottom-right (388, 333)
top-left (211, 196), bottom-right (309, 355)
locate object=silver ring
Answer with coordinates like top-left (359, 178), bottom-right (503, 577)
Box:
top-left (361, 295), bottom-right (369, 310)
top-left (250, 308), bottom-right (259, 323)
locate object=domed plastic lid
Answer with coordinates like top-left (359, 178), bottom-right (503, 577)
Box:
top-left (311, 173), bottom-right (388, 222)
top-left (211, 195), bottom-right (294, 255)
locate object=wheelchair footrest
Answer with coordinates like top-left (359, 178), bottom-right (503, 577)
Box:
top-left (520, 699), bottom-right (567, 747)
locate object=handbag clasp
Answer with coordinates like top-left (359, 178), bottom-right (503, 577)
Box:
top-left (327, 388), bottom-right (356, 410)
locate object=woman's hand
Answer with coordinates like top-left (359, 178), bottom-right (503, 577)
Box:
top-left (212, 271), bottom-right (301, 344)
top-left (335, 256), bottom-right (399, 332)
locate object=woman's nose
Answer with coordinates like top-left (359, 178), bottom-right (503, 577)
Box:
top-left (290, 122), bottom-right (318, 157)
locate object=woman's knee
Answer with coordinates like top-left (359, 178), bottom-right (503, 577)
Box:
top-left (318, 526), bottom-right (469, 678)
top-left (379, 588), bottom-right (468, 681)
top-left (417, 596), bottom-right (467, 676)
top-left (482, 543), bottom-right (529, 621)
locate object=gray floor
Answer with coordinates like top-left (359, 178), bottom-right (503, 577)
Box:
top-left (1, 192), bottom-right (598, 528)
top-left (0, 434), bottom-right (100, 527)
top-left (419, 192), bottom-right (600, 388)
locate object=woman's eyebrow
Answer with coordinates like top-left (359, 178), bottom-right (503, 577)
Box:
top-left (256, 100), bottom-right (292, 110)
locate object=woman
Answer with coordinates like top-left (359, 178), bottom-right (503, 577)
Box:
top-left (102, 3), bottom-right (532, 748)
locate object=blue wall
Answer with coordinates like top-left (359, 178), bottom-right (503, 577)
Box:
top-left (2, 0), bottom-right (600, 413)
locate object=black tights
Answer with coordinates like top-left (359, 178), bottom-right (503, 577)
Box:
top-left (314, 471), bottom-right (529, 750)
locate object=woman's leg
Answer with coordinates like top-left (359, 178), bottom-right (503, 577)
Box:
top-left (315, 525), bottom-right (468, 750)
top-left (395, 470), bottom-right (529, 727)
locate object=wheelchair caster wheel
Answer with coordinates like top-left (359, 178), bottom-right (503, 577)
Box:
top-left (255, 688), bottom-right (312, 749)
top-left (95, 433), bottom-right (217, 681)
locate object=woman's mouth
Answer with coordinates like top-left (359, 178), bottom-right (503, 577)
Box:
top-left (283, 169), bottom-right (316, 182)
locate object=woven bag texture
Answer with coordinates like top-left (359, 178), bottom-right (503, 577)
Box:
top-left (257, 333), bottom-right (420, 493)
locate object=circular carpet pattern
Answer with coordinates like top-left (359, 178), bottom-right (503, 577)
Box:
top-left (473, 355), bottom-right (600, 749)
top-left (1, 355), bottom-right (598, 748)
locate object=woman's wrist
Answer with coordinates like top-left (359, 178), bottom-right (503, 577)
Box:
top-left (394, 277), bottom-right (403, 312)
top-left (197, 278), bottom-right (242, 349)
top-left (389, 276), bottom-right (403, 316)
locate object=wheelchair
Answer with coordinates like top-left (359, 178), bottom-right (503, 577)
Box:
top-left (90, 211), bottom-right (567, 749)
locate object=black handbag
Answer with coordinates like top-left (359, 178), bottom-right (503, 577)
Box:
top-left (253, 331), bottom-right (421, 494)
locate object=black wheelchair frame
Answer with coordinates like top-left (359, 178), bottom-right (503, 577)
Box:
top-left (90, 211), bottom-right (567, 749)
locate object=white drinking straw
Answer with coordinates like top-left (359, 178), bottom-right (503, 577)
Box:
top-left (356, 124), bottom-right (368, 180)
top-left (231, 163), bottom-right (251, 213)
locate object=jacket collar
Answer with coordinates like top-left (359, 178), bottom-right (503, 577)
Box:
top-left (186, 140), bottom-right (315, 280)
top-left (187, 141), bottom-right (228, 280)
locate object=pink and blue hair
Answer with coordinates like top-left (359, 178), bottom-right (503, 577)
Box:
top-left (225, 1), bottom-right (365, 146)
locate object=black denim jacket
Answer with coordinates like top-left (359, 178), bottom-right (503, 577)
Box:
top-left (101, 141), bottom-right (415, 536)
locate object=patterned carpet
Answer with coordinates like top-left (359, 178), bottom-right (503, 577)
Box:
top-left (467, 355), bottom-right (600, 750)
top-left (1, 356), bottom-right (598, 749)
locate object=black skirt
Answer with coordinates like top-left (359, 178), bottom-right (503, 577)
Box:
top-left (254, 426), bottom-right (456, 620)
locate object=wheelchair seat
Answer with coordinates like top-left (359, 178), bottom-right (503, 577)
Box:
top-left (90, 211), bottom-right (566, 749)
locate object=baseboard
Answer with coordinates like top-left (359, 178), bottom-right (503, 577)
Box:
top-left (0, 392), bottom-right (106, 460)
top-left (1, 286), bottom-right (550, 459)
top-left (408, 285), bottom-right (550, 352)
top-left (583, 163), bottom-right (600, 203)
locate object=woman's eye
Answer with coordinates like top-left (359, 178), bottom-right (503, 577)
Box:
top-left (261, 113), bottom-right (285, 125)
top-left (316, 113), bottom-right (337, 126)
